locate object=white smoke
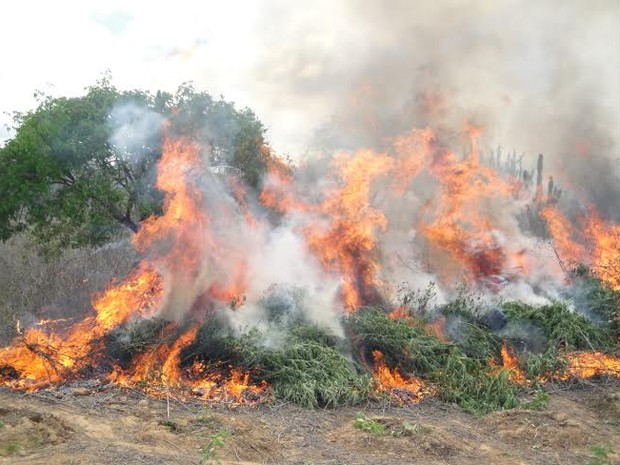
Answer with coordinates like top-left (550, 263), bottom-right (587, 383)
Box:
top-left (109, 101), bottom-right (164, 161)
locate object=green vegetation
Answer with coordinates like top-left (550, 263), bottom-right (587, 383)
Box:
top-left (352, 413), bottom-right (431, 437)
top-left (177, 293), bottom-right (614, 414)
top-left (433, 351), bottom-right (519, 414)
top-left (347, 307), bottom-right (451, 376)
top-left (253, 341), bottom-right (371, 408)
top-left (185, 318), bottom-right (371, 409)
top-left (108, 317), bottom-right (170, 358)
top-left (0, 78), bottom-right (618, 418)
top-left (106, 291), bottom-right (614, 414)
top-left (519, 348), bottom-right (568, 381)
top-left (348, 307), bottom-right (518, 414)
top-left (1, 441), bottom-right (21, 456)
top-left (572, 265), bottom-right (620, 341)
top-left (0, 76), bottom-right (268, 254)
top-left (520, 390), bottom-right (550, 411)
top-left (352, 412), bottom-right (385, 435)
top-left (502, 301), bottom-right (614, 351)
top-left (199, 428), bottom-right (232, 465)
top-left (588, 444), bottom-right (614, 465)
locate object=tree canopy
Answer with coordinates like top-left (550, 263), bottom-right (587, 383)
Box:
top-left (0, 79), bottom-right (268, 252)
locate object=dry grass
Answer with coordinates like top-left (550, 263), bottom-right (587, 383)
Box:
top-left (0, 233), bottom-right (137, 344)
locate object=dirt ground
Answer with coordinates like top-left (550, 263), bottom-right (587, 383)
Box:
top-left (0, 380), bottom-right (618, 465)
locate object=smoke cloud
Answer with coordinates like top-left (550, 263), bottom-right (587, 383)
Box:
top-left (246, 1), bottom-right (618, 210)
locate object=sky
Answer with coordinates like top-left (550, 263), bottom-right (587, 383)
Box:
top-left (0, 1), bottom-right (618, 159)
top-left (0, 1), bottom-right (266, 144)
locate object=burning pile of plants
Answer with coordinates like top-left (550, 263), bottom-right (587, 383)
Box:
top-left (1, 110), bottom-right (619, 414)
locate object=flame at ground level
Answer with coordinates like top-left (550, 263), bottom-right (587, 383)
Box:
top-left (565, 352), bottom-right (620, 379)
top-left (372, 350), bottom-right (431, 403)
top-left (492, 342), bottom-right (620, 385)
top-left (107, 324), bottom-right (268, 404)
top-left (491, 342), bottom-right (527, 384)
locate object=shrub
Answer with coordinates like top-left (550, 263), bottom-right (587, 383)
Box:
top-left (571, 265), bottom-right (620, 341)
top-left (183, 316), bottom-right (370, 409)
top-left (502, 301), bottom-right (614, 351)
top-left (519, 348), bottom-right (568, 381)
top-left (347, 307), bottom-right (450, 376)
top-left (432, 348), bottom-right (519, 414)
top-left (250, 340), bottom-right (371, 408)
top-left (346, 308), bottom-right (519, 413)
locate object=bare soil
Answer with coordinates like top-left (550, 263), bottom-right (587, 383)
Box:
top-left (0, 380), bottom-right (618, 465)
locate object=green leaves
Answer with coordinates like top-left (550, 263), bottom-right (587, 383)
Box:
top-left (0, 80), bottom-right (269, 254)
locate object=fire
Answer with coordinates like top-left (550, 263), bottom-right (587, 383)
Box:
top-left (189, 365), bottom-right (268, 403)
top-left (108, 324), bottom-right (267, 403)
top-left (0, 137), bottom-right (265, 403)
top-left (372, 350), bottom-right (429, 403)
top-left (425, 316), bottom-right (448, 342)
top-left (539, 205), bottom-right (587, 264)
top-left (414, 127), bottom-right (518, 286)
top-left (1, 114), bottom-right (620, 408)
top-left (261, 148), bottom-right (393, 310)
top-left (388, 306), bottom-right (408, 320)
top-left (541, 205), bottom-right (620, 291)
top-left (392, 127), bottom-right (435, 193)
top-left (93, 263), bottom-right (163, 331)
top-left (565, 352), bottom-right (620, 379)
top-left (259, 150), bottom-right (304, 214)
top-left (492, 342), bottom-right (527, 384)
top-left (491, 343), bottom-right (620, 384)
top-left (304, 150), bottom-right (393, 310)
top-left (585, 212), bottom-right (620, 291)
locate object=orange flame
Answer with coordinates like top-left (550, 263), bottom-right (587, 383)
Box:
top-left (541, 205), bottom-right (620, 291)
top-left (305, 150), bottom-right (393, 310)
top-left (2, 119), bottom-right (620, 406)
top-left (539, 205), bottom-right (587, 264)
top-left (261, 148), bottom-right (393, 311)
top-left (372, 350), bottom-right (429, 403)
top-left (565, 352), bottom-right (620, 379)
top-left (490, 342), bottom-right (527, 384)
top-left (420, 128), bottom-right (514, 285)
top-left (93, 262), bottom-right (163, 331)
top-left (585, 212), bottom-right (620, 291)
top-left (425, 316), bottom-right (448, 342)
top-left (0, 136), bottom-right (263, 403)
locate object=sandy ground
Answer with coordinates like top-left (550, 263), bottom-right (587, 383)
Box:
top-left (0, 380), bottom-right (618, 465)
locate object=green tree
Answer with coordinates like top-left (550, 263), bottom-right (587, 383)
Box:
top-left (0, 79), bottom-right (268, 253)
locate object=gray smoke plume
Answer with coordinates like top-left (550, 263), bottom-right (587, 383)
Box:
top-left (247, 1), bottom-right (618, 215)
top-left (100, 1), bottom-right (618, 336)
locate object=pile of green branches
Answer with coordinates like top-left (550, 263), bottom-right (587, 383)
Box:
top-left (347, 307), bottom-right (518, 413)
top-left (502, 301), bottom-right (614, 351)
top-left (250, 340), bottom-right (371, 408)
top-left (571, 265), bottom-right (620, 341)
top-left (182, 316), bottom-right (371, 409)
top-left (115, 277), bottom-right (618, 414)
top-left (106, 317), bottom-right (170, 361)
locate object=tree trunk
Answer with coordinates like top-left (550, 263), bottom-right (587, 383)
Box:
top-left (119, 216), bottom-right (139, 233)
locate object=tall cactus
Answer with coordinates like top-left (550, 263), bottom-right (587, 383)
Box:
top-left (535, 153), bottom-right (544, 202)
